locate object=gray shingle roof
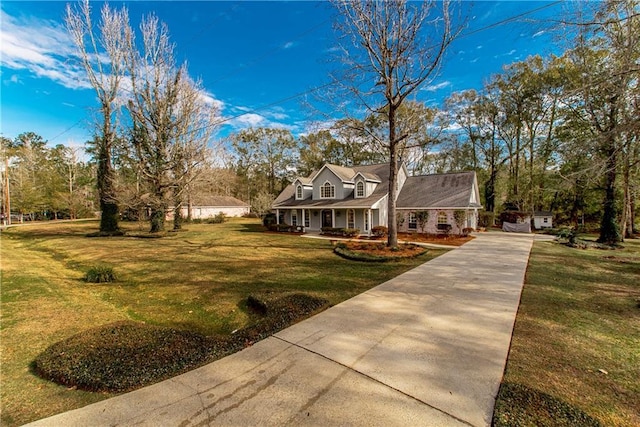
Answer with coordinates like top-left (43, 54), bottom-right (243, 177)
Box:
top-left (396, 172), bottom-right (481, 209)
top-left (188, 195), bottom-right (249, 207)
top-left (274, 163), bottom-right (389, 208)
top-left (273, 164), bottom-right (480, 210)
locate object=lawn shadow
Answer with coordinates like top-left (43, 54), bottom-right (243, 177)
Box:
top-left (239, 223), bottom-right (267, 233)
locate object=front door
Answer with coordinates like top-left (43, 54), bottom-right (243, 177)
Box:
top-left (322, 210), bottom-right (333, 228)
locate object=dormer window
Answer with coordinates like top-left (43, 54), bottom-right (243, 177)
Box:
top-left (356, 181), bottom-right (365, 198)
top-left (296, 184), bottom-right (303, 200)
top-left (320, 181), bottom-right (335, 198)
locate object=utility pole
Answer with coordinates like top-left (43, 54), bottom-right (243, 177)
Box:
top-left (3, 155), bottom-right (10, 225)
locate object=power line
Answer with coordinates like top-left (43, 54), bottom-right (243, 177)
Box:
top-left (52, 1), bottom-right (566, 142)
top-left (460, 1), bottom-right (563, 39)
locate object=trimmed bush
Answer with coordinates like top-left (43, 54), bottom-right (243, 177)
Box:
top-left (493, 382), bottom-right (602, 427)
top-left (371, 226), bottom-right (388, 237)
top-left (343, 228), bottom-right (360, 237)
top-left (32, 322), bottom-right (219, 392)
top-left (461, 227), bottom-right (474, 237)
top-left (262, 213), bottom-right (277, 227)
top-left (268, 223), bottom-right (294, 232)
top-left (85, 266), bottom-right (117, 283)
top-left (320, 227), bottom-right (360, 237)
top-left (320, 227), bottom-right (343, 236)
top-left (33, 294), bottom-right (329, 392)
top-left (207, 212), bottom-right (226, 224)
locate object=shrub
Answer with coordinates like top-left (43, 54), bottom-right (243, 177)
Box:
top-left (343, 228), bottom-right (360, 237)
top-left (321, 227), bottom-right (344, 236)
top-left (371, 226), bottom-right (388, 237)
top-left (246, 295), bottom-right (268, 315)
top-left (268, 223), bottom-right (293, 232)
top-left (207, 212), bottom-right (226, 224)
top-left (33, 294), bottom-right (330, 392)
top-left (416, 211), bottom-right (430, 233)
top-left (478, 211), bottom-right (495, 228)
top-left (493, 382), bottom-right (602, 427)
top-left (85, 265), bottom-right (117, 283)
top-left (454, 210), bottom-right (467, 230)
top-left (32, 322), bottom-right (220, 392)
top-left (461, 227), bottom-right (474, 237)
top-left (262, 213), bottom-right (277, 227)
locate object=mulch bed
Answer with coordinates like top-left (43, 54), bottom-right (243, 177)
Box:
top-left (361, 233), bottom-right (474, 247)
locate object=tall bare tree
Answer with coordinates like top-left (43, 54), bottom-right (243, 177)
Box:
top-left (331, 0), bottom-right (459, 247)
top-left (126, 14), bottom-right (218, 232)
top-left (66, 0), bottom-right (132, 234)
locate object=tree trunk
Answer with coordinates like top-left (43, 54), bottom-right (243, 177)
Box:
top-left (150, 207), bottom-right (165, 233)
top-left (485, 166), bottom-right (497, 213)
top-left (598, 139), bottom-right (620, 245)
top-left (387, 105), bottom-right (399, 248)
top-left (173, 204), bottom-right (183, 231)
top-left (97, 139), bottom-right (119, 234)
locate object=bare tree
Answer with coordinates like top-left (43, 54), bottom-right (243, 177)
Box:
top-left (126, 14), bottom-right (218, 233)
top-left (66, 0), bottom-right (132, 234)
top-left (331, 0), bottom-right (459, 247)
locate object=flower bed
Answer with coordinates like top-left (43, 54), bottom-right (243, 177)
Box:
top-left (334, 241), bottom-right (428, 262)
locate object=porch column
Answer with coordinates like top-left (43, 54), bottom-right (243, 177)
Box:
top-left (276, 209), bottom-right (280, 225)
top-left (331, 209), bottom-right (335, 227)
top-left (368, 209), bottom-right (372, 237)
top-left (301, 209), bottom-right (306, 232)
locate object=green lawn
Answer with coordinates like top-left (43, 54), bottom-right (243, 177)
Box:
top-left (494, 237), bottom-right (640, 427)
top-left (0, 218), bottom-right (444, 426)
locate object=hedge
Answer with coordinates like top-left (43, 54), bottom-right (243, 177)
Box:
top-left (33, 294), bottom-right (329, 392)
top-left (320, 227), bottom-right (360, 237)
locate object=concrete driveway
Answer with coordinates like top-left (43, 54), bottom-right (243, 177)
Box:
top-left (25, 232), bottom-right (534, 427)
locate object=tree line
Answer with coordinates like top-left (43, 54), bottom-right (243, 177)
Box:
top-left (1, 0), bottom-right (637, 246)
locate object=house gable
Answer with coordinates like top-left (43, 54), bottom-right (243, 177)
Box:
top-left (353, 171), bottom-right (381, 199)
top-left (293, 178), bottom-right (313, 201)
top-left (311, 164), bottom-right (356, 200)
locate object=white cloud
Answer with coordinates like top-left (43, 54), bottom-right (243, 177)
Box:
top-left (283, 41), bottom-right (295, 49)
top-left (422, 81), bottom-right (451, 92)
top-left (0, 9), bottom-right (90, 90)
top-left (200, 91), bottom-right (225, 111)
top-left (532, 30), bottom-right (545, 38)
top-left (233, 113), bottom-right (266, 128)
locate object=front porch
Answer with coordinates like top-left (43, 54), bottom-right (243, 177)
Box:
top-left (274, 208), bottom-right (381, 236)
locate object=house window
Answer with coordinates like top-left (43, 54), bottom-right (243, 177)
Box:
top-left (408, 212), bottom-right (417, 229)
top-left (347, 209), bottom-right (355, 229)
top-left (356, 181), bottom-right (365, 198)
top-left (296, 185), bottom-right (303, 200)
top-left (543, 217), bottom-right (548, 223)
top-left (437, 211), bottom-right (448, 224)
top-left (304, 209), bottom-right (310, 228)
top-left (364, 209), bottom-right (370, 231)
top-left (291, 210), bottom-right (297, 226)
top-left (320, 181), bottom-right (335, 198)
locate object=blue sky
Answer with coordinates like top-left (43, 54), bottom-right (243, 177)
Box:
top-left (0, 1), bottom-right (569, 150)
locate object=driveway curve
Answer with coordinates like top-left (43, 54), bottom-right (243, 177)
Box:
top-left (25, 232), bottom-right (534, 427)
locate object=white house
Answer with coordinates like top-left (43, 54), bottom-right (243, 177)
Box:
top-left (272, 162), bottom-right (482, 235)
top-left (167, 196), bottom-right (250, 220)
top-left (533, 211), bottom-right (553, 229)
